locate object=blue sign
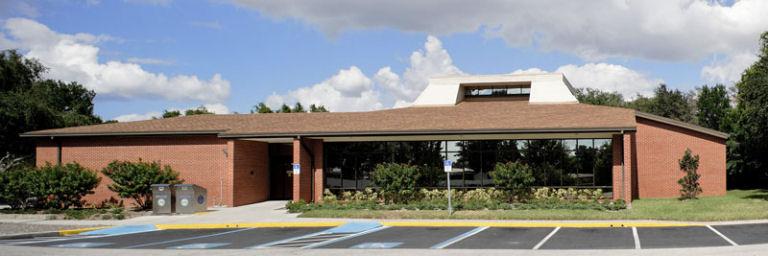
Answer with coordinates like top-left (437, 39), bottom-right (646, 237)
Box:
top-left (443, 160), bottom-right (453, 173)
top-left (292, 163), bottom-right (300, 175)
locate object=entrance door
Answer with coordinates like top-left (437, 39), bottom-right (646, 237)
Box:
top-left (269, 144), bottom-right (293, 200)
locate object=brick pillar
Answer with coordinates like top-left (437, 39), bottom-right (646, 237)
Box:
top-left (292, 138), bottom-right (324, 203)
top-left (612, 132), bottom-right (635, 202)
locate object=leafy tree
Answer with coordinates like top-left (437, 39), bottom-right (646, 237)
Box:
top-left (0, 50), bottom-right (101, 158)
top-left (678, 149), bottom-right (702, 200)
top-left (184, 106), bottom-right (213, 116)
top-left (730, 31), bottom-right (768, 188)
top-left (162, 110), bottom-right (182, 118)
top-left (309, 104), bottom-right (328, 112)
top-left (696, 84), bottom-right (731, 131)
top-left (575, 88), bottom-right (625, 107)
top-left (251, 102), bottom-right (273, 113)
top-left (371, 163), bottom-right (420, 203)
top-left (292, 102), bottom-right (305, 113)
top-left (101, 160), bottom-right (183, 209)
top-left (279, 104), bottom-right (292, 113)
top-left (490, 161), bottom-right (535, 200)
top-left (629, 84), bottom-right (694, 122)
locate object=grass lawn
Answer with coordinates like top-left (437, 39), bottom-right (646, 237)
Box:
top-left (299, 190), bottom-right (768, 221)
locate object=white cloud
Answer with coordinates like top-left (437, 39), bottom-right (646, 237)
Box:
top-left (701, 52), bottom-right (758, 85)
top-left (1, 18), bottom-right (230, 104)
top-left (233, 0), bottom-right (768, 62)
top-left (266, 66), bottom-right (383, 112)
top-left (268, 35), bottom-right (464, 111)
top-left (510, 64), bottom-right (662, 98)
top-left (113, 111), bottom-right (161, 122)
top-left (202, 103), bottom-right (230, 114)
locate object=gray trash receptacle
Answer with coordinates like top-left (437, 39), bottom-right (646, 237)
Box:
top-left (175, 184), bottom-right (207, 214)
top-left (151, 184), bottom-right (174, 214)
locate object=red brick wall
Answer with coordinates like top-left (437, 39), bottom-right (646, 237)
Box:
top-left (228, 140), bottom-right (270, 206)
top-left (634, 117), bottom-right (727, 198)
top-left (34, 136), bottom-right (230, 207)
top-left (292, 138), bottom-right (323, 202)
top-left (611, 132), bottom-right (636, 202)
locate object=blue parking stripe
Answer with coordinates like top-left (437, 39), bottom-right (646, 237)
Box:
top-left (80, 225), bottom-right (157, 236)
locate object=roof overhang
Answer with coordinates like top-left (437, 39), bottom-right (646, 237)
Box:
top-left (635, 111), bottom-right (729, 139)
top-left (19, 130), bottom-right (225, 138)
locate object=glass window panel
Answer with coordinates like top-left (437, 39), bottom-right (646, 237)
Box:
top-left (594, 139), bottom-right (611, 149)
top-left (521, 87), bottom-right (531, 94)
top-left (578, 139), bottom-right (594, 149)
top-left (479, 88), bottom-right (492, 96)
top-left (464, 151), bottom-right (483, 187)
top-left (446, 141), bottom-right (462, 152)
top-left (507, 87), bottom-right (522, 94)
top-left (492, 88), bottom-right (507, 96)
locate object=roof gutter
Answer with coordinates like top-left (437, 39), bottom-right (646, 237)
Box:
top-left (218, 127), bottom-right (638, 139)
top-left (19, 130), bottom-right (226, 138)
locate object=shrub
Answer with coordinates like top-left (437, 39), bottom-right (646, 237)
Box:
top-left (678, 149), bottom-right (702, 200)
top-left (490, 162), bottom-right (535, 200)
top-left (0, 163), bottom-right (99, 210)
top-left (101, 160), bottom-right (182, 209)
top-left (371, 163), bottom-right (420, 203)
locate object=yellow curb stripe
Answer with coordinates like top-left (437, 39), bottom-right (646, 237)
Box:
top-left (155, 221), bottom-right (346, 230)
top-left (380, 221), bottom-right (699, 228)
top-left (58, 226), bottom-right (112, 236)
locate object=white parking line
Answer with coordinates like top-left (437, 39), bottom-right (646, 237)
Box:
top-left (124, 228), bottom-right (255, 249)
top-left (303, 226), bottom-right (391, 249)
top-left (431, 226), bottom-right (489, 249)
top-left (707, 225), bottom-right (738, 246)
top-left (10, 229), bottom-right (159, 245)
top-left (532, 227), bottom-right (560, 250)
top-left (632, 227), bottom-right (641, 249)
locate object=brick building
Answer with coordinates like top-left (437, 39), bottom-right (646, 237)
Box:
top-left (23, 74), bottom-right (727, 207)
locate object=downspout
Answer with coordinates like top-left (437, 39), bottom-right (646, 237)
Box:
top-left (297, 136), bottom-right (316, 202)
top-left (620, 130), bottom-right (626, 203)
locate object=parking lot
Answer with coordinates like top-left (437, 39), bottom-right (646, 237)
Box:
top-left (2, 223), bottom-right (766, 250)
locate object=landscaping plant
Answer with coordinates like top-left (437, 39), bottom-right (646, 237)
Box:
top-left (371, 163), bottom-right (420, 203)
top-left (0, 162), bottom-right (100, 209)
top-left (678, 149), bottom-right (703, 200)
top-left (101, 160), bottom-right (182, 209)
top-left (490, 161), bottom-right (535, 200)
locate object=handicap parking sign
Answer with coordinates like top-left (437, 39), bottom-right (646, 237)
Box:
top-left (292, 163), bottom-right (301, 175)
top-left (443, 160), bottom-right (452, 173)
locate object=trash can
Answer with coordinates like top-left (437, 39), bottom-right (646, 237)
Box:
top-left (174, 184), bottom-right (207, 214)
top-left (151, 184), bottom-right (174, 214)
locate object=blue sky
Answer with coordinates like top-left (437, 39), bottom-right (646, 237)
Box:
top-left (1, 0), bottom-right (766, 121)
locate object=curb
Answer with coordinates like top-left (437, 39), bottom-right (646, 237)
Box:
top-left (58, 226), bottom-right (111, 236)
top-left (380, 221), bottom-right (699, 228)
top-left (0, 231), bottom-right (60, 240)
top-left (155, 221), bottom-right (346, 230)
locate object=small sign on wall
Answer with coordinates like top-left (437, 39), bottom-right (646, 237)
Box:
top-left (443, 160), bottom-right (453, 173)
top-left (292, 163), bottom-right (300, 175)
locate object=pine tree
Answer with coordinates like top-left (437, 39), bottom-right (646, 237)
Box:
top-left (677, 149), bottom-right (702, 200)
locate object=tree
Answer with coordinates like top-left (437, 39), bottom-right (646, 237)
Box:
top-left (101, 160), bottom-right (183, 209)
top-left (0, 50), bottom-right (101, 158)
top-left (730, 31), bottom-right (768, 188)
top-left (371, 163), bottom-right (420, 203)
top-left (251, 102), bottom-right (273, 113)
top-left (678, 149), bottom-right (702, 200)
top-left (575, 88), bottom-right (625, 107)
top-left (309, 104), bottom-right (328, 112)
top-left (279, 104), bottom-right (292, 113)
top-left (162, 110), bottom-right (182, 118)
top-left (695, 84), bottom-right (731, 131)
top-left (292, 102), bottom-right (306, 113)
top-left (184, 106), bottom-right (213, 116)
top-left (629, 84), bottom-right (694, 122)
top-left (490, 161), bottom-right (535, 200)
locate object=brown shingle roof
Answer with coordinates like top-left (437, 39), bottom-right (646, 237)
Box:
top-left (22, 101), bottom-right (637, 138)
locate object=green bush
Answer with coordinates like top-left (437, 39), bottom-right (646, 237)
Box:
top-left (490, 162), bottom-right (535, 200)
top-left (0, 163), bottom-right (100, 210)
top-left (101, 160), bottom-right (182, 210)
top-left (371, 163), bottom-right (420, 203)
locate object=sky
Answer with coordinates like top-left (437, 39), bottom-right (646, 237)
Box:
top-left (1, 0), bottom-right (766, 122)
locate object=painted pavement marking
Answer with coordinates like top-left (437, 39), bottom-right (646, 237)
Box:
top-left (123, 228), bottom-right (254, 249)
top-left (303, 226), bottom-right (391, 249)
top-left (431, 226), bottom-right (489, 249)
top-left (51, 242), bottom-right (113, 248)
top-left (707, 225), bottom-right (739, 246)
top-left (168, 242), bottom-right (230, 249)
top-left (532, 226), bottom-right (560, 250)
top-left (632, 227), bottom-right (641, 249)
top-left (351, 242), bottom-right (402, 249)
